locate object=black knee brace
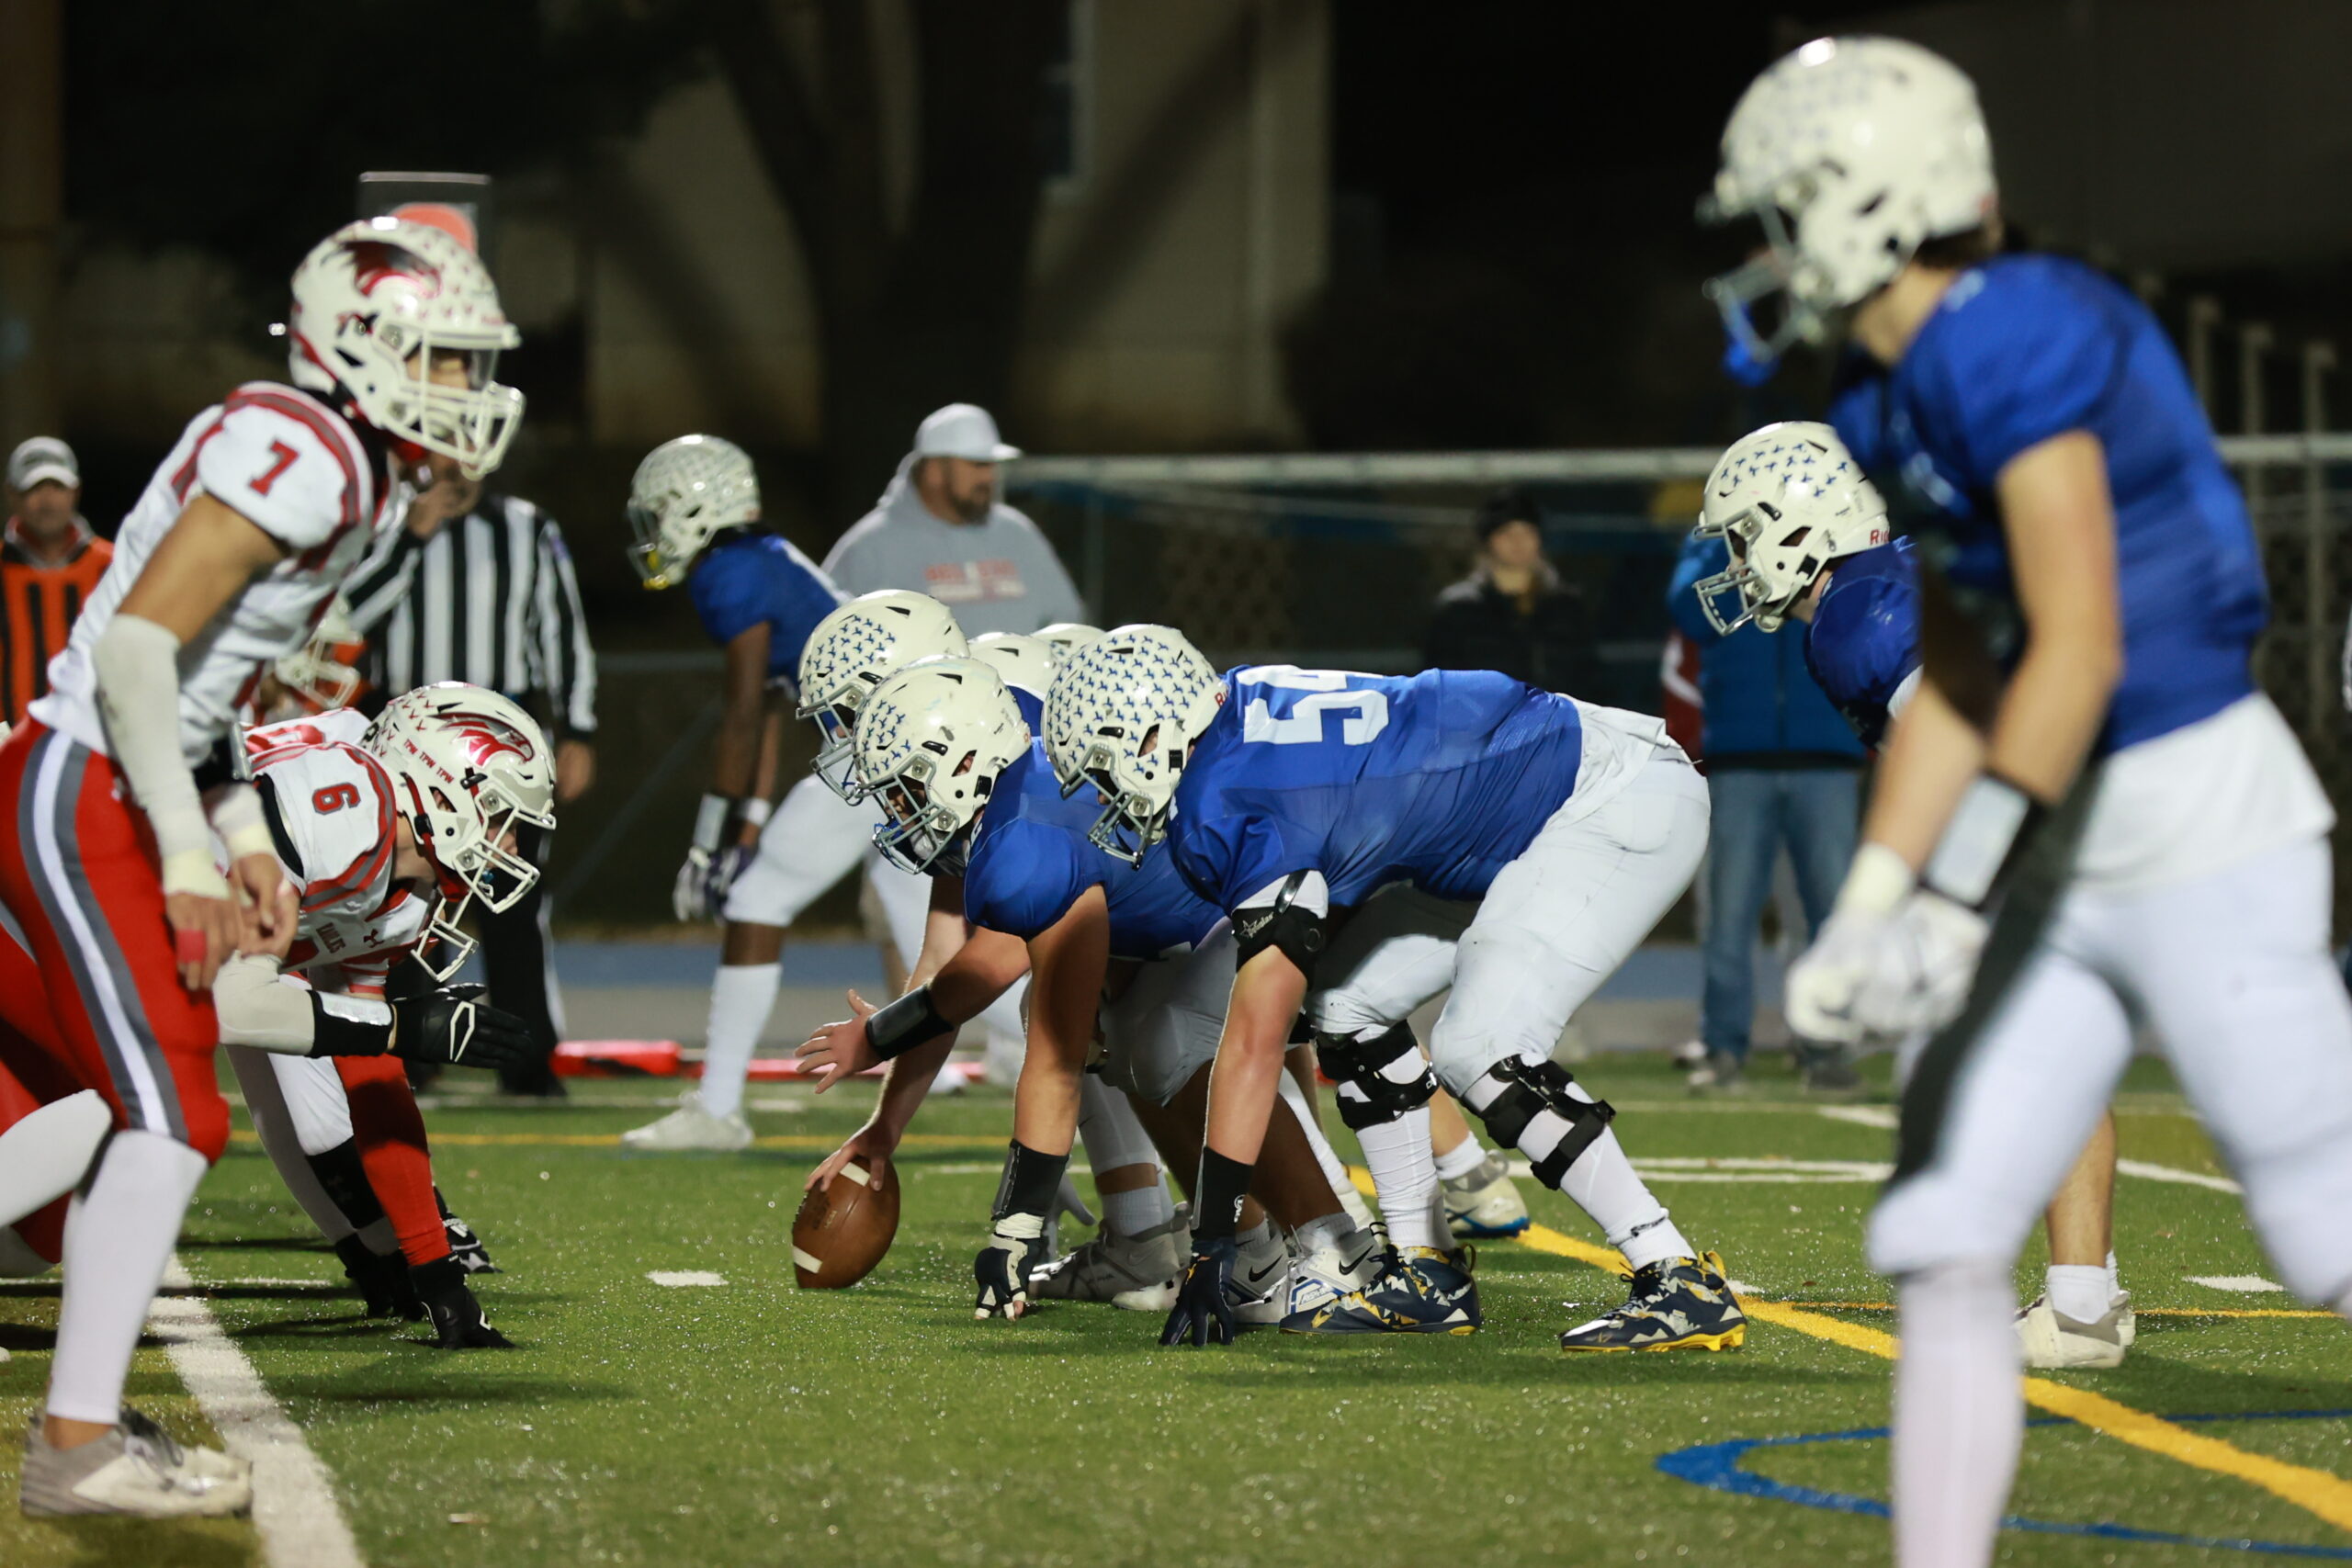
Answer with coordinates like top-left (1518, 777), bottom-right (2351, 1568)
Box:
top-left (1315, 1023), bottom-right (1438, 1131)
top-left (1473, 1058), bottom-right (1615, 1189)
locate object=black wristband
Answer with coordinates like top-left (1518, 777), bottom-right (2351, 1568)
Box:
top-left (307, 992), bottom-right (394, 1057)
top-left (991, 1140), bottom-right (1069, 1224)
top-left (865, 986), bottom-right (956, 1061)
top-left (1193, 1147), bottom-right (1255, 1243)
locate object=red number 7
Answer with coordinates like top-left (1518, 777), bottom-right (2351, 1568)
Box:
top-left (250, 439), bottom-right (300, 497)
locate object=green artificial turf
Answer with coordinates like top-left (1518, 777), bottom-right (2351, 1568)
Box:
top-left (2, 1053), bottom-right (2346, 1567)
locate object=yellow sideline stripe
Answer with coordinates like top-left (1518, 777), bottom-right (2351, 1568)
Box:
top-left (226, 1130), bottom-right (1007, 1153)
top-left (1502, 1214), bottom-right (2352, 1534)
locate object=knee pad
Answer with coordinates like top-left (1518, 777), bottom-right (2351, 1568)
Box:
top-left (1315, 1023), bottom-right (1437, 1132)
top-left (1470, 1057), bottom-right (1613, 1188)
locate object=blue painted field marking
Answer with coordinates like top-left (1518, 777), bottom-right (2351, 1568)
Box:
top-left (1657, 1410), bottom-right (2352, 1558)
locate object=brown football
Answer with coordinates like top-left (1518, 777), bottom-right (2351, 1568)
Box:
top-left (790, 1158), bottom-right (901, 1288)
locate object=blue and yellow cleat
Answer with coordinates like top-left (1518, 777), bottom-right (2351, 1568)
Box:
top-left (1283, 1247), bottom-right (1482, 1336)
top-left (1557, 1250), bottom-right (1745, 1352)
top-left (1441, 1151), bottom-right (1532, 1239)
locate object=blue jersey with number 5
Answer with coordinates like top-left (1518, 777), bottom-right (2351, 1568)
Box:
top-left (964, 742), bottom-right (1224, 959)
top-left (1167, 666), bottom-right (1584, 912)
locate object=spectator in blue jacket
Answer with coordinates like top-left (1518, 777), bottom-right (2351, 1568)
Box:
top-left (1668, 531), bottom-right (1864, 1091)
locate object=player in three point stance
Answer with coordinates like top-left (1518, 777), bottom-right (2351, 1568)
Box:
top-left (0, 215), bottom-right (519, 1517)
top-left (1707, 37), bottom-right (2352, 1568)
top-left (812, 656), bottom-right (1385, 1329)
top-left (217, 684), bottom-right (552, 1348)
top-left (1046, 626), bottom-right (1745, 1350)
top-left (1690, 420), bottom-right (2137, 1371)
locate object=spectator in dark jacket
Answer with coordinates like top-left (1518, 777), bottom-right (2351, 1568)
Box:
top-left (1668, 531), bottom-right (1864, 1091)
top-left (1422, 486), bottom-right (1593, 692)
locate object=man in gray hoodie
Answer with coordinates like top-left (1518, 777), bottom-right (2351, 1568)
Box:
top-left (824, 403), bottom-right (1082, 634)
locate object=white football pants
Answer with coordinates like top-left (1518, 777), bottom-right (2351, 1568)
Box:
top-left (1870, 833), bottom-right (2352, 1303)
top-left (1307, 745), bottom-right (1711, 1091)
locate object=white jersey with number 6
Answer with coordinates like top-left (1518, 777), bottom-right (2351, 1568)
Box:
top-left (244, 709), bottom-right (432, 994)
top-left (31, 381), bottom-right (401, 765)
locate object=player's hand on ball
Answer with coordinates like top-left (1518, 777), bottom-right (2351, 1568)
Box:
top-left (795, 990), bottom-right (881, 1093)
top-left (973, 1220), bottom-right (1047, 1320)
top-left (1159, 1238), bottom-right (1238, 1349)
top-left (806, 1124), bottom-right (894, 1194)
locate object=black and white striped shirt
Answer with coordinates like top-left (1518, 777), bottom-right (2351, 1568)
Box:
top-left (343, 492), bottom-right (598, 736)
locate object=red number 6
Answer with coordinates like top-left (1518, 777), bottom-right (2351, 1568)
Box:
top-left (311, 782), bottom-right (362, 814)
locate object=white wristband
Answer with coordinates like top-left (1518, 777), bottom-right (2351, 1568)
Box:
top-left (207, 783), bottom-right (277, 863)
top-left (739, 795), bottom-right (773, 830)
top-left (1835, 841), bottom-right (1917, 919)
top-left (692, 793), bottom-right (733, 853)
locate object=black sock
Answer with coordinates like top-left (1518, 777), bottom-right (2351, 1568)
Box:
top-left (1192, 1148), bottom-right (1254, 1245)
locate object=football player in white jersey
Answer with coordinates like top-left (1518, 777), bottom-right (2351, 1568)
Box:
top-left (0, 217), bottom-right (519, 1517)
top-left (220, 685), bottom-right (552, 1350)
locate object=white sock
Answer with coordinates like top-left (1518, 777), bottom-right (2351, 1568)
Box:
top-left (1236, 1216), bottom-right (1284, 1273)
top-left (1294, 1212), bottom-right (1364, 1258)
top-left (0, 1090), bottom-right (108, 1231)
top-left (699, 963), bottom-right (781, 1120)
top-left (1272, 1069), bottom-right (1361, 1216)
top-left (2046, 1263), bottom-right (2111, 1323)
top-left (2106, 1250), bottom-right (2122, 1297)
top-left (1433, 1131), bottom-right (1489, 1183)
top-left (1075, 1079), bottom-right (1171, 1238)
top-left (1894, 1261), bottom-right (2023, 1568)
top-left (1357, 1107), bottom-right (1438, 1251)
top-left (1558, 1129), bottom-right (1691, 1272)
top-left (48, 1130), bottom-right (207, 1425)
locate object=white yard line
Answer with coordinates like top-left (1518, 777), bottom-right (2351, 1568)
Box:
top-left (152, 1258), bottom-right (365, 1568)
top-left (2116, 1157), bottom-right (2242, 1194)
top-left (1815, 1104), bottom-right (1899, 1130)
top-left (2187, 1274), bottom-right (2285, 1292)
top-left (647, 1270), bottom-right (728, 1287)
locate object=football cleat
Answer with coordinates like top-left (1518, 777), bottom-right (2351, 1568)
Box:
top-left (1442, 1151), bottom-right (1532, 1238)
top-left (1283, 1227), bottom-right (1384, 1321)
top-left (1029, 1215), bottom-right (1183, 1311)
top-left (1558, 1250), bottom-right (1746, 1352)
top-left (334, 1234), bottom-right (424, 1320)
top-left (19, 1409), bottom-right (252, 1518)
top-left (438, 1189), bottom-right (499, 1274)
top-left (1686, 1051), bottom-right (1747, 1095)
top-left (413, 1258), bottom-right (516, 1349)
top-left (2017, 1292), bottom-right (2134, 1370)
top-left (1284, 1246), bottom-right (1481, 1335)
top-left (621, 1094), bottom-right (752, 1152)
top-left (1228, 1226), bottom-right (1298, 1327)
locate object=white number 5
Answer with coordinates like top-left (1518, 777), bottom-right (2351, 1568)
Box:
top-left (1236, 666), bottom-right (1389, 747)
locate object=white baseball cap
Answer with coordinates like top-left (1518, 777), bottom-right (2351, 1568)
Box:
top-left (6, 436), bottom-right (77, 492)
top-left (914, 403), bottom-right (1021, 463)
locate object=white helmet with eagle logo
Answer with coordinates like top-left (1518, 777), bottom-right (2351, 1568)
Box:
top-left (363, 682), bottom-right (555, 977)
top-left (285, 218), bottom-right (524, 478)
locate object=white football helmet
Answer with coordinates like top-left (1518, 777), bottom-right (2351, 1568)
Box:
top-left (627, 434), bottom-right (761, 590)
top-left (364, 683), bottom-right (556, 979)
top-left (1034, 622), bottom-right (1105, 668)
top-left (1043, 624), bottom-right (1225, 865)
top-left (854, 657), bottom-right (1030, 876)
top-left (796, 592), bottom-right (969, 800)
top-left (1691, 422), bottom-right (1891, 635)
top-left (1703, 37), bottom-right (1996, 367)
top-left (285, 218), bottom-right (525, 479)
top-left (273, 598), bottom-right (364, 713)
top-left (969, 632), bottom-right (1054, 703)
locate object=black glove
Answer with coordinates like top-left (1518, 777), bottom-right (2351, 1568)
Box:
top-left (391, 985), bottom-right (537, 1073)
top-left (334, 1235), bottom-right (423, 1321)
top-left (1159, 1236), bottom-right (1239, 1348)
top-left (412, 1256), bottom-right (515, 1349)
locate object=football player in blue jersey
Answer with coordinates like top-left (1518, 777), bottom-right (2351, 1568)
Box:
top-left (804, 656), bottom-right (1384, 1325)
top-left (1693, 420), bottom-right (2136, 1373)
top-left (1043, 625), bottom-right (1745, 1351)
top-left (1708, 38), bottom-right (2352, 1567)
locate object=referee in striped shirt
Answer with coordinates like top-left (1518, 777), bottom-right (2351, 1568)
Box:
top-left (345, 475), bottom-right (599, 1096)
